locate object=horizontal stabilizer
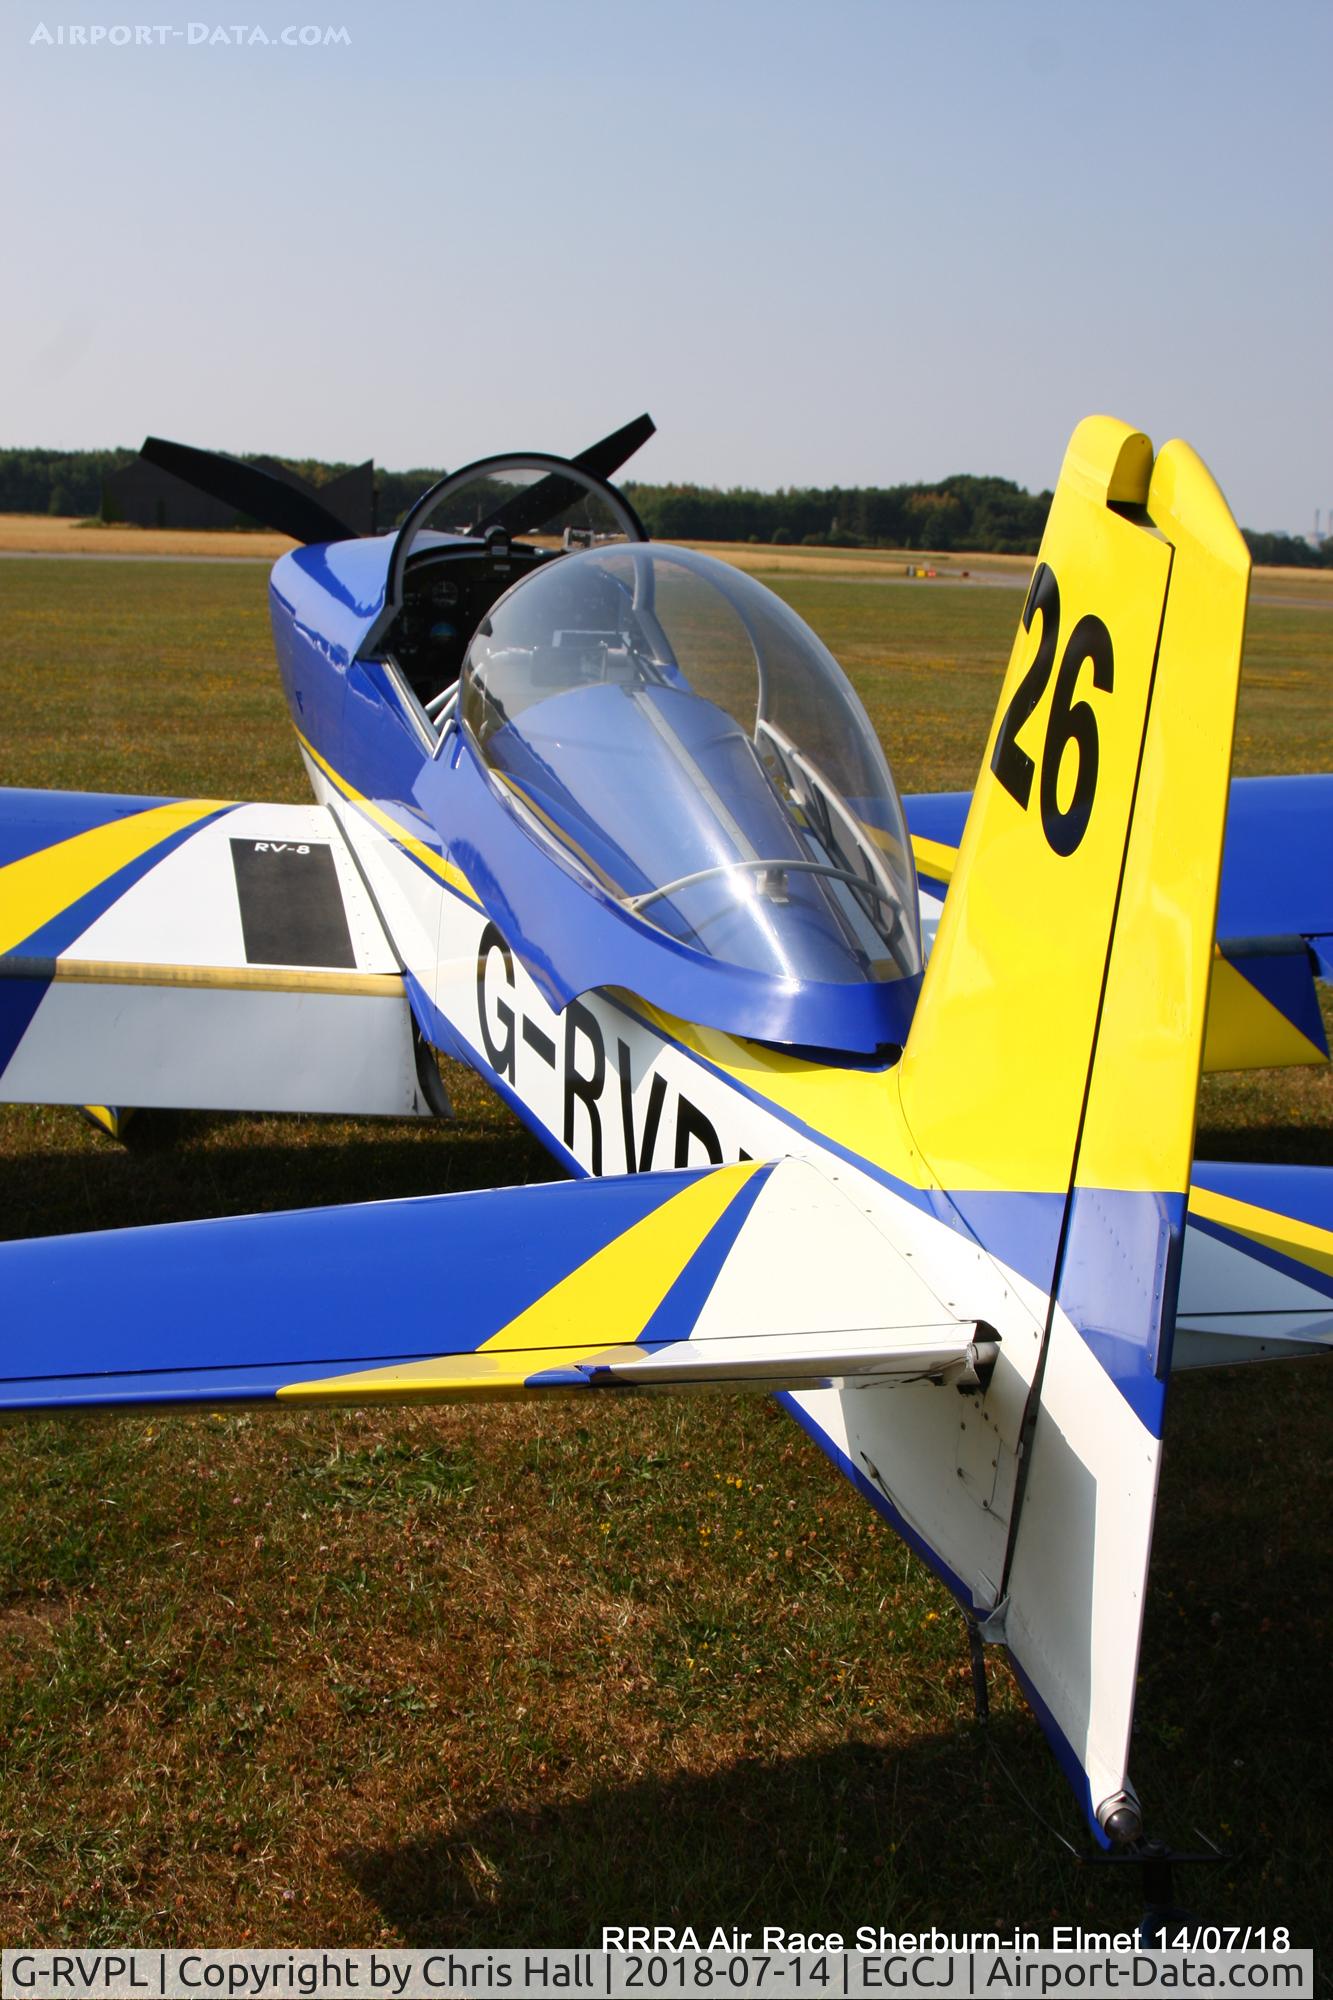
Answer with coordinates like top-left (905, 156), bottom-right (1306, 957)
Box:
top-left (0, 1158), bottom-right (981, 1411)
top-left (1176, 1163), bottom-right (1333, 1366)
top-left (906, 773), bottom-right (1333, 938)
top-left (906, 776), bottom-right (1332, 1073)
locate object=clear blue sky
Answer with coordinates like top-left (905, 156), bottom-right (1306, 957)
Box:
top-left (3, 0), bottom-right (1329, 531)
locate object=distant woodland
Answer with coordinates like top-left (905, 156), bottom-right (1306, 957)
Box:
top-left (0, 446), bottom-right (1327, 566)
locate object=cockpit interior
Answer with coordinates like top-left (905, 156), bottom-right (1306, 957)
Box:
top-left (369, 455), bottom-right (649, 722)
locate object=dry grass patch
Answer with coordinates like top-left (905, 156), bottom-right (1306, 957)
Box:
top-left (0, 516), bottom-right (294, 559)
top-left (684, 540), bottom-right (1031, 582)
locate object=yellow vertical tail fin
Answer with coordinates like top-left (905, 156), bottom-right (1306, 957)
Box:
top-left (888, 415), bottom-right (1250, 1841)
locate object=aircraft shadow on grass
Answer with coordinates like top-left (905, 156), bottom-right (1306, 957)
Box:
top-left (340, 1426), bottom-right (1329, 1946)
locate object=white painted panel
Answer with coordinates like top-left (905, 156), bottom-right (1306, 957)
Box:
top-left (1002, 1311), bottom-right (1160, 1823)
top-left (691, 1159), bottom-right (951, 1340)
top-left (315, 778), bottom-right (445, 1010)
top-left (1174, 1316), bottom-right (1333, 1363)
top-left (70, 803), bottom-right (399, 975)
top-left (1179, 1217), bottom-right (1332, 1316)
top-left (609, 1328), bottom-right (976, 1387)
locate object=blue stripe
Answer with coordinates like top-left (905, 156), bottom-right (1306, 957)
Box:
top-left (0, 1360), bottom-right (366, 1411)
top-left (0, 789), bottom-right (183, 870)
top-left (932, 1189), bottom-right (1066, 1299)
top-left (1056, 1188), bottom-right (1184, 1436)
top-left (401, 968), bottom-right (482, 1072)
top-left (403, 976), bottom-right (587, 1180)
top-left (637, 1163), bottom-right (772, 1349)
top-left (1002, 1649), bottom-right (1105, 1848)
top-left (0, 964), bottom-right (53, 1073)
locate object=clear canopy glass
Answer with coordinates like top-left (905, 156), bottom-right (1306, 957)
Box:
top-left (460, 544), bottom-right (922, 991)
top-left (398, 456), bottom-right (644, 552)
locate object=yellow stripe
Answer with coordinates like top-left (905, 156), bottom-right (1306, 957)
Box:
top-left (1202, 949), bottom-right (1328, 1073)
top-left (616, 997), bottom-right (934, 1187)
top-left (1189, 1183), bottom-right (1333, 1282)
top-left (294, 727), bottom-right (479, 907)
top-left (53, 958), bottom-right (404, 998)
top-left (0, 799), bottom-right (229, 957)
top-left (910, 834), bottom-right (958, 887)
top-left (278, 1345), bottom-right (650, 1405)
top-left (279, 1161), bottom-right (762, 1404)
top-left (82, 1104), bottom-right (134, 1140)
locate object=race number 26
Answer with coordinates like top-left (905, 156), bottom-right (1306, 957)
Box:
top-left (990, 561), bottom-right (1115, 856)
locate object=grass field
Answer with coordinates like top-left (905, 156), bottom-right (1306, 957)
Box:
top-left (0, 554), bottom-right (1329, 1954)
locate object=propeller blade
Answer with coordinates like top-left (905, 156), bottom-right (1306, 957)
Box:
top-left (573, 411), bottom-right (656, 481)
top-left (139, 437), bottom-right (358, 545)
top-left (474, 413), bottom-right (656, 540)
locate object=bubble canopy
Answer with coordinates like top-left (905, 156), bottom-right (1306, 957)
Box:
top-left (458, 545), bottom-right (922, 1012)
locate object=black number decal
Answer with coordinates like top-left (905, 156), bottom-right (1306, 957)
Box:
top-left (990, 561), bottom-right (1059, 808)
top-left (991, 563), bottom-right (1114, 856)
top-left (1040, 613), bottom-right (1114, 855)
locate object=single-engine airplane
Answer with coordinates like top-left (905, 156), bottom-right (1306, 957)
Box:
top-left (1, 412), bottom-right (1329, 1867)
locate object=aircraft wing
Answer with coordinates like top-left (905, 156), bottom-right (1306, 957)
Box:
top-left (0, 1158), bottom-right (990, 1411)
top-left (906, 774), bottom-right (1333, 1071)
top-left (0, 789), bottom-right (435, 1117)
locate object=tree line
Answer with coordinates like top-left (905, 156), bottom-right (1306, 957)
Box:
top-left (623, 473), bottom-right (1051, 551)
top-left (0, 445), bottom-right (1326, 566)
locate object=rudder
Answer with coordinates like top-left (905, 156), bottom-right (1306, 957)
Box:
top-left (897, 419), bottom-right (1251, 1839)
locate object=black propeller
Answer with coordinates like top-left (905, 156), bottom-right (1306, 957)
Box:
top-left (139, 436), bottom-right (359, 546)
top-left (141, 412), bottom-right (655, 548)
top-left (573, 411), bottom-right (656, 481)
top-left (472, 412), bottom-right (656, 539)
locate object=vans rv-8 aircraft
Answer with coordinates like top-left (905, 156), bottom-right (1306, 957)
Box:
top-left (1, 413), bottom-right (1329, 1884)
